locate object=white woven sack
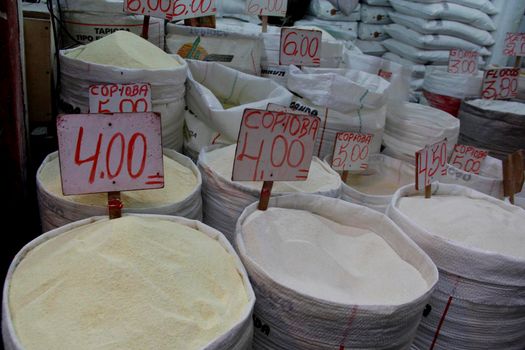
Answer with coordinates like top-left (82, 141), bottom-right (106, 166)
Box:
top-left (384, 24), bottom-right (491, 54)
top-left (355, 40), bottom-right (386, 56)
top-left (2, 214), bottom-right (255, 350)
top-left (387, 184), bottom-right (525, 350)
top-left (389, 0), bottom-right (496, 31)
top-left (183, 109), bottom-right (231, 161)
top-left (327, 0), bottom-right (359, 15)
top-left (382, 39), bottom-right (451, 65)
top-left (59, 50), bottom-right (187, 150)
top-left (235, 193), bottom-right (439, 350)
top-left (381, 52), bottom-right (427, 78)
top-left (185, 60), bottom-right (292, 144)
top-left (401, 0), bottom-right (497, 14)
top-left (382, 102), bottom-right (459, 162)
top-left (62, 11), bottom-right (164, 48)
top-left (294, 18), bottom-right (358, 41)
top-left (36, 149), bottom-right (203, 232)
top-left (360, 4), bottom-right (392, 24)
top-left (423, 66), bottom-right (483, 99)
top-left (59, 0), bottom-right (126, 13)
top-left (388, 12), bottom-right (494, 46)
top-left (309, 0), bottom-right (361, 21)
top-left (358, 23), bottom-right (388, 41)
top-left (197, 146), bottom-right (342, 242)
top-left (362, 0), bottom-right (389, 5)
top-left (165, 24), bottom-right (263, 75)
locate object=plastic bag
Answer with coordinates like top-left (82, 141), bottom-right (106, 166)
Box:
top-left (358, 23), bottom-right (389, 41)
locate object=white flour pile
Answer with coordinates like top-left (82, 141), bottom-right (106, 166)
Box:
top-left (399, 195), bottom-right (525, 259)
top-left (346, 171), bottom-right (411, 195)
top-left (40, 155), bottom-right (197, 207)
top-left (66, 31), bottom-right (180, 69)
top-left (9, 216), bottom-right (249, 350)
top-left (468, 99), bottom-right (525, 114)
top-left (242, 208), bottom-right (427, 305)
top-left (204, 145), bottom-right (340, 193)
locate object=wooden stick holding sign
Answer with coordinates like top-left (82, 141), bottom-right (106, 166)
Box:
top-left (232, 108), bottom-right (320, 211)
top-left (415, 139), bottom-right (448, 199)
top-left (246, 0), bottom-right (288, 33)
top-left (503, 150), bottom-right (525, 204)
top-left (331, 132), bottom-right (373, 183)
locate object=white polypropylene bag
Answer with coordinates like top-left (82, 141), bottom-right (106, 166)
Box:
top-left (382, 102), bottom-right (460, 162)
top-left (389, 0), bottom-right (496, 31)
top-left (358, 23), bottom-right (389, 41)
top-left (2, 214), bottom-right (256, 350)
top-left (185, 60), bottom-right (292, 144)
top-left (384, 24), bottom-right (490, 54)
top-left (387, 184), bottom-right (525, 350)
top-left (183, 109), bottom-right (230, 161)
top-left (360, 4), bottom-right (392, 24)
top-left (37, 149), bottom-right (203, 232)
top-left (309, 0), bottom-right (361, 21)
top-left (355, 40), bottom-right (386, 56)
top-left (59, 50), bottom-right (187, 150)
top-left (388, 12), bottom-right (495, 46)
top-left (382, 39), bottom-right (451, 64)
top-left (327, 0), bottom-right (359, 15)
top-left (362, 0), bottom-right (389, 5)
top-left (294, 18), bottom-right (358, 41)
top-left (401, 0), bottom-right (497, 14)
top-left (198, 146), bottom-right (342, 242)
top-left (382, 52), bottom-right (427, 78)
top-left (235, 193), bottom-right (439, 350)
top-left (165, 24), bottom-right (263, 75)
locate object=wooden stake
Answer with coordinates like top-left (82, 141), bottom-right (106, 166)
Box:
top-left (141, 15), bottom-right (150, 39)
top-left (503, 150), bottom-right (525, 204)
top-left (262, 15), bottom-right (268, 33)
top-left (258, 181), bottom-right (273, 211)
top-left (341, 170), bottom-right (349, 183)
top-left (108, 191), bottom-right (122, 219)
top-left (425, 184), bottom-right (432, 199)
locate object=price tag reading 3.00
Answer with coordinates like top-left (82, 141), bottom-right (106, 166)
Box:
top-left (448, 49), bottom-right (478, 75)
top-left (481, 68), bottom-right (519, 100)
top-left (279, 28), bottom-right (321, 67)
top-left (415, 139), bottom-right (447, 191)
top-left (89, 83), bottom-right (151, 113)
top-left (124, 0), bottom-right (216, 21)
top-left (246, 0), bottom-right (287, 17)
top-left (233, 109), bottom-right (320, 181)
top-left (331, 132), bottom-right (373, 171)
top-left (57, 113), bottom-right (164, 195)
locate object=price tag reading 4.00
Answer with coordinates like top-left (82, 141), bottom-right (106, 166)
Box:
top-left (449, 144), bottom-right (488, 175)
top-left (89, 83), bottom-right (151, 113)
top-left (57, 113), bottom-right (164, 195)
top-left (448, 49), bottom-right (478, 75)
top-left (415, 139), bottom-right (447, 191)
top-left (503, 32), bottom-right (525, 56)
top-left (331, 132), bottom-right (373, 171)
top-left (233, 109), bottom-right (320, 181)
top-left (481, 68), bottom-right (519, 100)
top-left (246, 0), bottom-right (287, 17)
top-left (279, 28), bottom-right (321, 67)
top-left (124, 0), bottom-right (216, 21)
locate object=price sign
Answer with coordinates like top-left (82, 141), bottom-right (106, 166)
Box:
top-left (123, 0), bottom-right (216, 21)
top-left (448, 49), bottom-right (479, 75)
top-left (331, 132), bottom-right (373, 171)
top-left (503, 32), bottom-right (525, 57)
top-left (279, 28), bottom-right (321, 67)
top-left (246, 0), bottom-right (287, 17)
top-left (415, 139), bottom-right (447, 191)
top-left (449, 144), bottom-right (488, 175)
top-left (57, 113), bottom-right (164, 195)
top-left (89, 83), bottom-right (151, 113)
top-left (481, 68), bottom-right (519, 100)
top-left (233, 109), bottom-right (320, 181)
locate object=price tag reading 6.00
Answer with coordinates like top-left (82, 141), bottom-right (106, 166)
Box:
top-left (89, 83), bottom-right (151, 113)
top-left (481, 68), bottom-right (519, 100)
top-left (279, 28), bottom-right (321, 67)
top-left (332, 132), bottom-right (373, 171)
top-left (124, 0), bottom-right (216, 21)
top-left (233, 109), bottom-right (320, 181)
top-left (57, 113), bottom-right (164, 195)
top-left (415, 139), bottom-right (447, 191)
top-left (246, 0), bottom-right (287, 17)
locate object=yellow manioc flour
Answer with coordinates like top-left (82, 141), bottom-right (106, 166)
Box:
top-left (66, 31), bottom-right (180, 69)
top-left (9, 216), bottom-right (249, 350)
top-left (39, 155), bottom-right (197, 207)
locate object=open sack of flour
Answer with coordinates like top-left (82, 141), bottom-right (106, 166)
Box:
top-left (235, 194), bottom-right (439, 349)
top-left (165, 24), bottom-right (263, 75)
top-left (2, 214), bottom-right (255, 350)
top-left (198, 145), bottom-right (342, 242)
top-left (287, 65), bottom-right (394, 159)
top-left (36, 149), bottom-right (202, 232)
top-left (59, 31), bottom-right (187, 150)
top-left (184, 60), bottom-right (292, 157)
top-left (387, 184), bottom-right (525, 350)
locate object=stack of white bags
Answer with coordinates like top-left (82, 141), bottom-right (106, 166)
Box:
top-left (356, 0), bottom-right (394, 57)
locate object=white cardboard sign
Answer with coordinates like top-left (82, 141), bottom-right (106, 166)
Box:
top-left (246, 0), bottom-right (287, 17)
top-left (123, 0), bottom-right (216, 21)
top-left (331, 132), bottom-right (373, 171)
top-left (232, 109), bottom-right (320, 181)
top-left (447, 49), bottom-right (479, 75)
top-left (449, 144), bottom-right (488, 175)
top-left (89, 83), bottom-right (152, 113)
top-left (415, 139), bottom-right (447, 191)
top-left (481, 68), bottom-right (519, 100)
top-left (279, 28), bottom-right (321, 67)
top-left (57, 113), bottom-right (164, 195)
top-left (503, 32), bottom-right (525, 57)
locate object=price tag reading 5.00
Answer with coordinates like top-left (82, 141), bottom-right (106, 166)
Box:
top-left (415, 139), bottom-right (447, 191)
top-left (246, 0), bottom-right (287, 17)
top-left (89, 83), bottom-right (151, 113)
top-left (279, 28), bottom-right (322, 67)
top-left (449, 144), bottom-right (488, 175)
top-left (331, 132), bottom-right (373, 171)
top-left (233, 109), bottom-right (320, 181)
top-left (448, 49), bottom-right (478, 75)
top-left (124, 0), bottom-right (216, 21)
top-left (57, 113), bottom-right (164, 195)
top-left (481, 68), bottom-right (519, 100)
